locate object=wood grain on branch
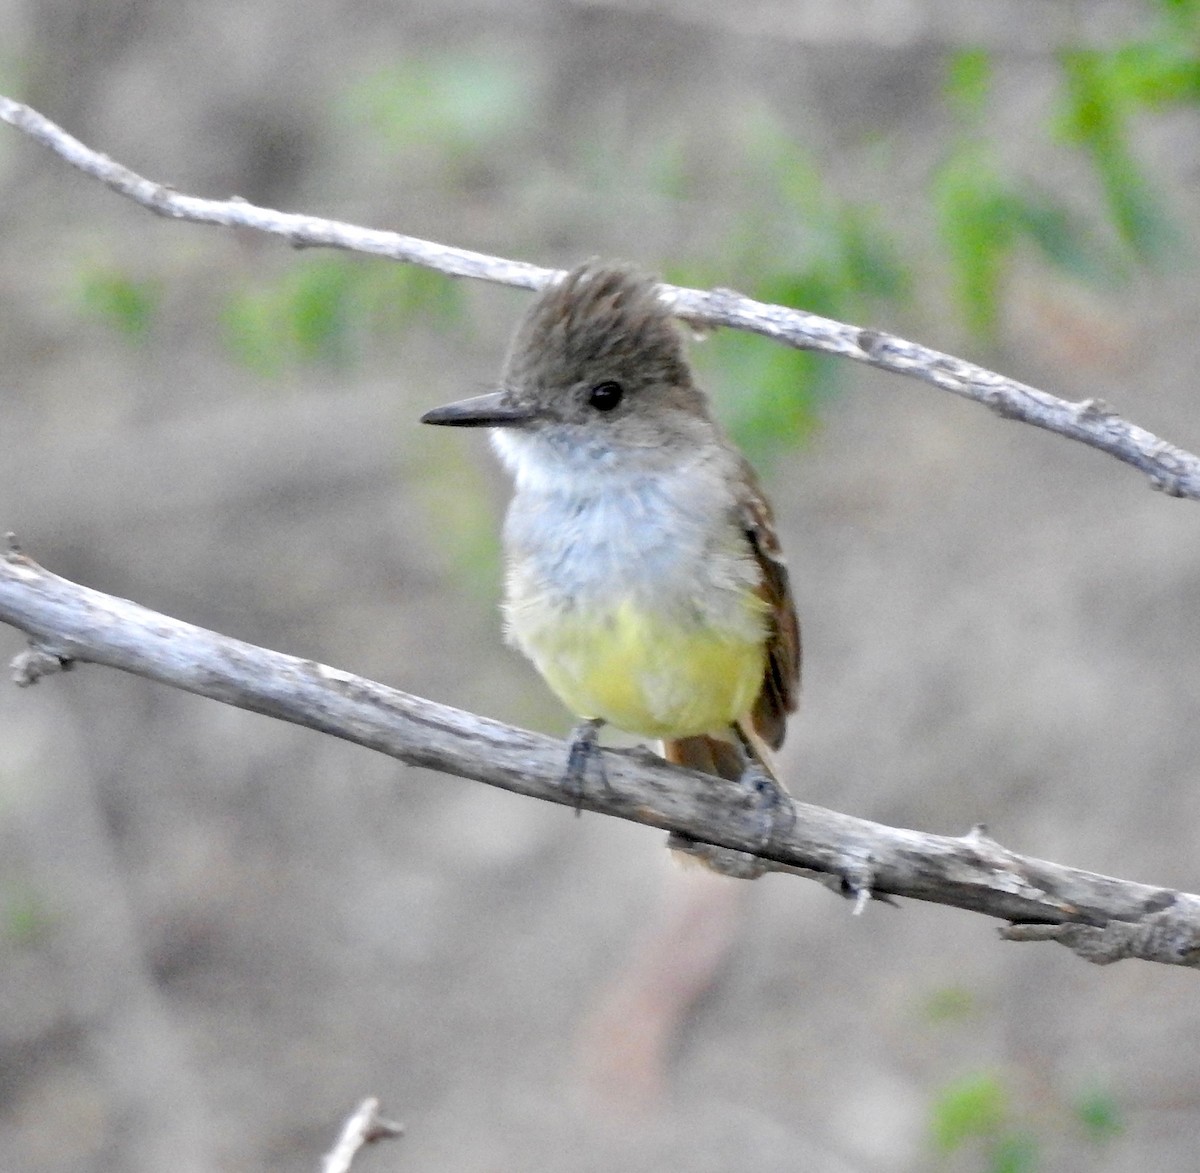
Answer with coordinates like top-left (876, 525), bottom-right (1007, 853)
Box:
top-left (3, 542), bottom-right (1199, 971)
top-left (2, 94), bottom-right (1200, 499)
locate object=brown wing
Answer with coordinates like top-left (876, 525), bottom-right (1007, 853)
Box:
top-left (738, 461), bottom-right (800, 751)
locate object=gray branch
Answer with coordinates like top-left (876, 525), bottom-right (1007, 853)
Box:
top-left (2, 94), bottom-right (1199, 499)
top-left (3, 95), bottom-right (1199, 970)
top-left (3, 542), bottom-right (1199, 970)
top-left (320, 1098), bottom-right (403, 1173)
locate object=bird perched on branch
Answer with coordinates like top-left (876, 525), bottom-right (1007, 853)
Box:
top-left (422, 261), bottom-right (800, 864)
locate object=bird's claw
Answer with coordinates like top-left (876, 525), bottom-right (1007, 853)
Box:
top-left (563, 717), bottom-right (606, 815)
top-left (738, 763), bottom-right (795, 853)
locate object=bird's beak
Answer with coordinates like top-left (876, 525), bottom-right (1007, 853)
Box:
top-left (420, 390), bottom-right (539, 428)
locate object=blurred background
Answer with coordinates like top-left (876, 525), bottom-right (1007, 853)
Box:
top-left (1, 1), bottom-right (1199, 1169)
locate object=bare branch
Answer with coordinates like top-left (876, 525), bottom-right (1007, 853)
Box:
top-left (2, 545), bottom-right (1199, 970)
top-left (321, 1098), bottom-right (403, 1173)
top-left (3, 97), bottom-right (1199, 969)
top-left (2, 94), bottom-right (1199, 498)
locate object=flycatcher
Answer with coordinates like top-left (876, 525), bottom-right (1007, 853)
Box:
top-left (421, 261), bottom-right (800, 845)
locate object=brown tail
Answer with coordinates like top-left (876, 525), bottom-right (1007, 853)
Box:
top-left (662, 722), bottom-right (787, 790)
top-left (660, 734), bottom-right (745, 780)
top-left (662, 730), bottom-right (790, 874)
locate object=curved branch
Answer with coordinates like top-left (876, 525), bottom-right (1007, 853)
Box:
top-left (2, 541), bottom-right (1198, 970)
top-left (2, 95), bottom-right (1199, 498)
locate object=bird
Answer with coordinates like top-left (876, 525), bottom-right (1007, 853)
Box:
top-left (421, 260), bottom-right (800, 859)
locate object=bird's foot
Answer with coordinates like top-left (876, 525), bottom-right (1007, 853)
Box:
top-left (737, 762), bottom-right (795, 855)
top-left (665, 758), bottom-right (795, 881)
top-left (563, 717), bottom-right (606, 816)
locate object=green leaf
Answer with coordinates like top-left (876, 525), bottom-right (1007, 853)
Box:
top-left (286, 257), bottom-right (362, 365)
top-left (757, 270), bottom-right (842, 323)
top-left (221, 259), bottom-right (364, 376)
top-left (1075, 1088), bottom-right (1125, 1142)
top-left (931, 1072), bottom-right (1009, 1153)
top-left (221, 286), bottom-right (290, 377)
top-left (1108, 41), bottom-right (1200, 106)
top-left (1155, 0), bottom-right (1200, 38)
top-left (991, 1131), bottom-right (1039, 1173)
top-left (1093, 144), bottom-right (1176, 259)
top-left (835, 204), bottom-right (912, 302)
top-left (695, 269), bottom-right (841, 465)
top-left (945, 49), bottom-right (993, 118)
top-left (999, 191), bottom-right (1120, 284)
top-left (707, 333), bottom-right (829, 466)
top-left (922, 985), bottom-right (976, 1023)
top-left (78, 269), bottom-right (158, 341)
top-left (933, 147), bottom-right (1013, 339)
top-left (362, 263), bottom-right (467, 333)
top-left (1057, 50), bottom-right (1179, 259)
top-left (1057, 50), bottom-right (1124, 145)
top-left (659, 106), bottom-right (911, 450)
top-left (222, 256), bottom-right (466, 376)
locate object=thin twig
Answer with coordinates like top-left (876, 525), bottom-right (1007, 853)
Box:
top-left (2, 544), bottom-right (1199, 970)
top-left (1, 94), bottom-right (1198, 498)
top-left (321, 1098), bottom-right (403, 1173)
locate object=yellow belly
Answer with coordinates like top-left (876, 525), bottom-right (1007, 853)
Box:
top-left (512, 597), bottom-right (766, 739)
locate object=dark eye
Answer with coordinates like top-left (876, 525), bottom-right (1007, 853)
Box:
top-left (588, 380), bottom-right (624, 412)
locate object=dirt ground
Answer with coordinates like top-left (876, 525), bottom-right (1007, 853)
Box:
top-left (2, 2), bottom-right (1200, 1170)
